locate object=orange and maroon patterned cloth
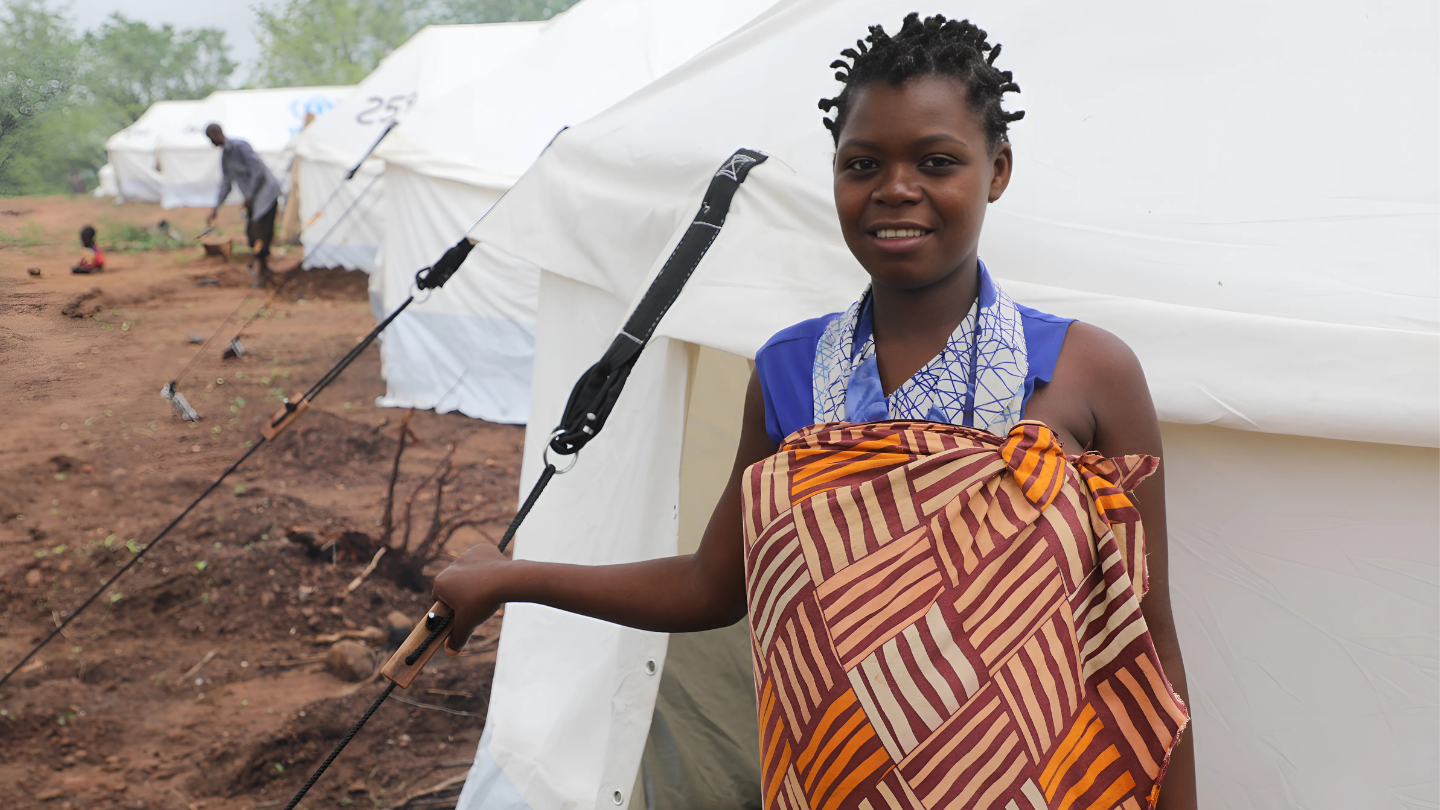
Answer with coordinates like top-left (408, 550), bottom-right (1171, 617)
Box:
top-left (741, 420), bottom-right (1187, 810)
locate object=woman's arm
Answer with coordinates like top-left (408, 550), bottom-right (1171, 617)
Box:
top-left (1066, 323), bottom-right (1197, 810)
top-left (433, 372), bottom-right (778, 653)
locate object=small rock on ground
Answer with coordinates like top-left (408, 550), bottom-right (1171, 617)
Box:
top-left (325, 640), bottom-right (375, 682)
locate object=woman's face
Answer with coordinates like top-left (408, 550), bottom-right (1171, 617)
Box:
top-left (833, 76), bottom-right (1012, 292)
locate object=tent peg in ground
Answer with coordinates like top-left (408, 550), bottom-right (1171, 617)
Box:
top-left (160, 381), bottom-right (199, 422)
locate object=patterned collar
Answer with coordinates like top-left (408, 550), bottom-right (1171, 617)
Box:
top-left (812, 260), bottom-right (1029, 435)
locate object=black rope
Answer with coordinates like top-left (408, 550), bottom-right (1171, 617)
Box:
top-left (0, 437), bottom-right (268, 688)
top-left (264, 145), bottom-right (764, 809)
top-left (3, 294), bottom-right (415, 689)
top-left (404, 612), bottom-right (452, 666)
top-left (282, 681), bottom-right (396, 810)
top-left (497, 464), bottom-right (556, 554)
top-left (302, 296), bottom-right (413, 402)
top-left (284, 607), bottom-right (449, 810)
top-left (291, 170), bottom-right (384, 271)
top-left (169, 170), bottom-right (384, 394)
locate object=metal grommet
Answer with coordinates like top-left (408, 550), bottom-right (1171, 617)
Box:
top-left (612, 790), bottom-right (623, 805)
top-left (542, 428), bottom-right (579, 474)
top-left (644, 660), bottom-right (657, 676)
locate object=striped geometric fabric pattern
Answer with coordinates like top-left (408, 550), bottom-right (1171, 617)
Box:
top-left (741, 420), bottom-right (1186, 810)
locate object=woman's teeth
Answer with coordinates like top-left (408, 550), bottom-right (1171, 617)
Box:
top-left (875, 228), bottom-right (927, 239)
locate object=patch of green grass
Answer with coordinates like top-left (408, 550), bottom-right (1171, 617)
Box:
top-left (0, 218), bottom-right (47, 246)
top-left (99, 221), bottom-right (183, 252)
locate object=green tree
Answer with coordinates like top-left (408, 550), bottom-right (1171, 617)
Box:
top-left (83, 14), bottom-right (235, 126)
top-left (0, 0), bottom-right (80, 194)
top-left (250, 0), bottom-right (582, 87)
top-left (0, 1), bottom-right (235, 195)
top-left (252, 0), bottom-right (424, 87)
top-left (429, 0), bottom-right (579, 23)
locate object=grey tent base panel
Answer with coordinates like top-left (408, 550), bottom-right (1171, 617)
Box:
top-left (640, 619), bottom-right (762, 810)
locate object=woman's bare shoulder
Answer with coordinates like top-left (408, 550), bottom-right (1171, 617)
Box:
top-left (1053, 321), bottom-right (1159, 455)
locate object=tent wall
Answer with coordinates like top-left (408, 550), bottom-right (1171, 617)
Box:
top-left (451, 0), bottom-right (1436, 805)
top-left (298, 158), bottom-right (386, 271)
top-left (640, 346), bottom-right (762, 809)
top-left (1161, 424), bottom-right (1437, 808)
top-left (294, 23), bottom-right (547, 273)
top-left (108, 148), bottom-right (163, 202)
top-left (367, 0), bottom-right (786, 421)
top-left (157, 144), bottom-right (290, 209)
top-left (456, 271), bottom-right (683, 810)
top-left (467, 266), bottom-right (1440, 809)
top-left (371, 166), bottom-right (535, 424)
top-left (156, 87), bottom-right (350, 210)
top-left (105, 98), bottom-right (206, 203)
top-left (93, 163), bottom-right (119, 198)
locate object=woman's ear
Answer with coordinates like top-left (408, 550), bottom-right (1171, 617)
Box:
top-left (988, 141), bottom-right (1013, 203)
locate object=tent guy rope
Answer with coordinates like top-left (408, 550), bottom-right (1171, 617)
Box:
top-left (165, 168), bottom-right (387, 417)
top-left (2, 146), bottom-right (765, 810)
top-left (275, 148), bottom-right (766, 808)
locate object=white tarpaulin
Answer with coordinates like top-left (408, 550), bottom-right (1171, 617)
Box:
top-left (93, 163), bottom-right (119, 198)
top-left (444, 0), bottom-right (1438, 808)
top-left (103, 99), bottom-right (204, 203)
top-left (154, 86), bottom-right (351, 209)
top-left (294, 23), bottom-right (546, 272)
top-left (366, 0), bottom-right (785, 424)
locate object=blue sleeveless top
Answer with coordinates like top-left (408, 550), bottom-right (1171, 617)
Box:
top-left (756, 295), bottom-right (1074, 445)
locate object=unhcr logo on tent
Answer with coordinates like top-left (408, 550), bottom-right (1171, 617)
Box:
top-left (289, 95), bottom-right (338, 134)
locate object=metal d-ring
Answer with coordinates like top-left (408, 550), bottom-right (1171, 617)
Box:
top-left (409, 272), bottom-right (433, 305)
top-left (542, 428), bottom-right (579, 474)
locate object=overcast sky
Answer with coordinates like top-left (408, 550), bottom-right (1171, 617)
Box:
top-left (64, 0), bottom-right (273, 85)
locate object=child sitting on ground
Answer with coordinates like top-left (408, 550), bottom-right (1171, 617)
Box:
top-left (72, 226), bottom-right (105, 275)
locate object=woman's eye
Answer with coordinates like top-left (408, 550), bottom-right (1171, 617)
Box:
top-left (846, 158), bottom-right (878, 171)
top-left (921, 156), bottom-right (958, 169)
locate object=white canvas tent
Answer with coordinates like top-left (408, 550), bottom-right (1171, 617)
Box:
top-left (154, 86), bottom-right (351, 209)
top-left (293, 23), bottom-right (546, 272)
top-left (441, 0), bottom-right (1439, 808)
top-left (103, 99), bottom-right (205, 203)
top-left (93, 163), bottom-right (119, 198)
top-left (366, 0), bottom-right (783, 425)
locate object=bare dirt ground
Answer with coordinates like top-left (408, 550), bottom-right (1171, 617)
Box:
top-left (0, 196), bottom-right (523, 809)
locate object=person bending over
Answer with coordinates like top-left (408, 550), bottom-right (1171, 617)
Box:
top-left (204, 123), bottom-right (281, 288)
top-left (436, 14), bottom-right (1195, 809)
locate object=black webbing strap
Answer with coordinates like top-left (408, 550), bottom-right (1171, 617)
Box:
top-left (414, 238), bottom-right (476, 291)
top-left (549, 148), bottom-right (767, 457)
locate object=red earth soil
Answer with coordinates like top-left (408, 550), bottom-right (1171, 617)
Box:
top-left (0, 196), bottom-right (522, 809)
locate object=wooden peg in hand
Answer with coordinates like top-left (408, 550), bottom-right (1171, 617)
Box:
top-left (380, 602), bottom-right (454, 689)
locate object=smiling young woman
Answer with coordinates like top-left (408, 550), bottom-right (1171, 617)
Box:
top-left (434, 13), bottom-right (1193, 810)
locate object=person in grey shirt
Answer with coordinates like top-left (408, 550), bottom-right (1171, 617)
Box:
top-left (204, 123), bottom-right (282, 287)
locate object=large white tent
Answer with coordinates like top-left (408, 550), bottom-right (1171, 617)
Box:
top-left (435, 0), bottom-right (1439, 808)
top-left (154, 86), bottom-right (351, 209)
top-left (366, 0), bottom-right (784, 425)
top-left (293, 23), bottom-right (546, 272)
top-left (103, 99), bottom-right (205, 203)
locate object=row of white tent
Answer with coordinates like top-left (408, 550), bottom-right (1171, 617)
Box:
top-left (106, 0), bottom-right (1437, 808)
top-left (104, 86), bottom-right (350, 209)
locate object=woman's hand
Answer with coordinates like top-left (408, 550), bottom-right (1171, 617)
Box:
top-left (432, 541), bottom-right (511, 654)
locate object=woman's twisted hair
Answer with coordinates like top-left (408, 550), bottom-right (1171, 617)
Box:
top-left (820, 13), bottom-right (1024, 150)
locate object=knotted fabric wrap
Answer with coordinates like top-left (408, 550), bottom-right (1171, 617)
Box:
top-left (813, 263), bottom-right (1029, 435)
top-left (742, 420), bottom-right (1185, 810)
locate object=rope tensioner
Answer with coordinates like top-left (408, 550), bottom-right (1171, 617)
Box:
top-left (5, 144), bottom-right (768, 810)
top-left (278, 148), bottom-right (768, 808)
top-left (2, 237), bottom-right (453, 690)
